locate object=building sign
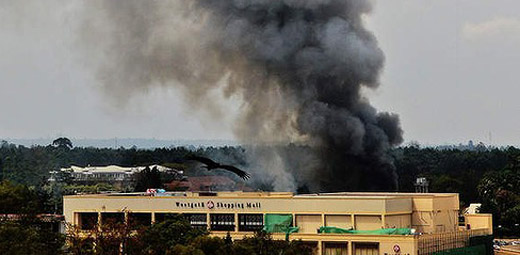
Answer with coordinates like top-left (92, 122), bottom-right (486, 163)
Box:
top-left (384, 244), bottom-right (409, 255)
top-left (393, 244), bottom-right (400, 253)
top-left (174, 200), bottom-right (261, 210)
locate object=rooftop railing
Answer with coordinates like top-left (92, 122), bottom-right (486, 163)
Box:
top-left (417, 228), bottom-right (491, 255)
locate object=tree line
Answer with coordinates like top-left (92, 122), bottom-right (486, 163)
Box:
top-left (1, 139), bottom-right (520, 236)
top-left (0, 180), bottom-right (313, 255)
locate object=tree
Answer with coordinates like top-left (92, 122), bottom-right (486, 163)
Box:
top-left (0, 222), bottom-right (65, 255)
top-left (430, 175), bottom-right (464, 194)
top-left (51, 137), bottom-right (73, 150)
top-left (134, 166), bottom-right (163, 192)
top-left (0, 181), bottom-right (41, 214)
top-left (137, 215), bottom-right (207, 254)
top-left (232, 231), bottom-right (314, 255)
top-left (478, 154), bottom-right (520, 236)
top-left (0, 158), bottom-right (3, 181)
top-left (65, 213), bottom-right (316, 255)
top-left (66, 219), bottom-right (134, 255)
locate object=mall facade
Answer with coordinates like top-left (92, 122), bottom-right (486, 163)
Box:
top-left (63, 191), bottom-right (493, 255)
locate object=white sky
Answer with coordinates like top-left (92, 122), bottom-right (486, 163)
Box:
top-left (1, 0), bottom-right (519, 146)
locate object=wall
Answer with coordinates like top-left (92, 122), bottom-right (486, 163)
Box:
top-left (410, 194), bottom-right (459, 234)
top-left (63, 194), bottom-right (413, 225)
top-left (296, 214), bottom-right (322, 234)
top-left (354, 215), bottom-right (382, 230)
top-left (325, 215), bottom-right (353, 229)
top-left (465, 214), bottom-right (492, 233)
top-left (63, 192), bottom-right (463, 235)
top-left (385, 214), bottom-right (412, 229)
top-left (433, 210), bottom-right (458, 233)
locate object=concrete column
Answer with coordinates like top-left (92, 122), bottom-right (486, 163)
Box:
top-left (206, 213), bottom-right (211, 230)
top-left (74, 212), bottom-right (78, 226)
top-left (235, 213), bottom-right (239, 232)
top-left (97, 212), bottom-right (102, 231)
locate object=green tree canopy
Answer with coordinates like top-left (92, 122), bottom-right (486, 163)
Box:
top-left (51, 137), bottom-right (73, 150)
top-left (134, 166), bottom-right (163, 192)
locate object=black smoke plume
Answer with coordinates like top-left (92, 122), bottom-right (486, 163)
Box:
top-left (79, 0), bottom-right (403, 192)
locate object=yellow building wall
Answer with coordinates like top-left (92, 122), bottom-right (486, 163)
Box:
top-left (385, 214), bottom-right (411, 229)
top-left (296, 215), bottom-right (322, 234)
top-left (325, 215), bottom-right (353, 229)
top-left (465, 214), bottom-right (492, 232)
top-left (386, 198), bottom-right (413, 213)
top-left (412, 211), bottom-right (434, 233)
top-left (354, 215), bottom-right (382, 230)
top-left (64, 196), bottom-right (403, 220)
top-left (63, 192), bottom-right (462, 235)
top-left (410, 194), bottom-right (459, 233)
top-left (62, 192), bottom-right (497, 255)
top-left (433, 210), bottom-right (458, 233)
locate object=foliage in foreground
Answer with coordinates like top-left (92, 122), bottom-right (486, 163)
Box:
top-left (477, 156), bottom-right (520, 237)
top-left (0, 221), bottom-right (65, 255)
top-left (66, 215), bottom-right (314, 255)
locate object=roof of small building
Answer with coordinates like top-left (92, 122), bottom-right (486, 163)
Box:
top-left (61, 164), bottom-right (180, 174)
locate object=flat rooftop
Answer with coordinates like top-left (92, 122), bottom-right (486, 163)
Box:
top-left (64, 191), bottom-right (458, 199)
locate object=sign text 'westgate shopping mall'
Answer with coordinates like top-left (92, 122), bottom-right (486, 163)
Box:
top-left (174, 200), bottom-right (262, 210)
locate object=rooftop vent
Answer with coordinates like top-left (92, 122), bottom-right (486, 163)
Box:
top-left (414, 177), bottom-right (429, 193)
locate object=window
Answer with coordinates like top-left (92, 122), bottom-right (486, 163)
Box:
top-left (210, 214), bottom-right (235, 231)
top-left (101, 212), bottom-right (125, 225)
top-left (353, 242), bottom-right (379, 255)
top-left (128, 213), bottom-right (151, 229)
top-left (78, 212), bottom-right (98, 230)
top-left (185, 214), bottom-right (208, 230)
top-left (238, 214), bottom-right (263, 232)
top-left (323, 242), bottom-right (348, 255)
top-left (154, 213), bottom-right (207, 229)
top-left (154, 213), bottom-right (179, 223)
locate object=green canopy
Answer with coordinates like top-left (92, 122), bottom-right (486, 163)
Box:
top-left (319, 226), bottom-right (412, 235)
top-left (263, 214), bottom-right (299, 240)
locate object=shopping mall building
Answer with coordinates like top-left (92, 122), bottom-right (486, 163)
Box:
top-left (63, 191), bottom-right (493, 255)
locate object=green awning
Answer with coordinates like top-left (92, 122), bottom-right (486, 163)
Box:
top-left (263, 214), bottom-right (299, 240)
top-left (319, 226), bottom-right (412, 235)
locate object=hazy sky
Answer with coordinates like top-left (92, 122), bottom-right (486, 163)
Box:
top-left (1, 0), bottom-right (519, 146)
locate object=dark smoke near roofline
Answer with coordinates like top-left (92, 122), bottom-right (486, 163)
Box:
top-left (79, 0), bottom-right (403, 192)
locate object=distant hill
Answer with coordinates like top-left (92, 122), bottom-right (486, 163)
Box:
top-left (1, 138), bottom-right (239, 149)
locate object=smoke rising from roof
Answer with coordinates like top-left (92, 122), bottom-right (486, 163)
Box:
top-left (79, 0), bottom-right (403, 192)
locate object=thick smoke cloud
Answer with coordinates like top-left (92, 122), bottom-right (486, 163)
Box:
top-left (79, 0), bottom-right (403, 192)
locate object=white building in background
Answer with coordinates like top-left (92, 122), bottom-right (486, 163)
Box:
top-left (464, 203), bottom-right (482, 215)
top-left (49, 164), bottom-right (184, 183)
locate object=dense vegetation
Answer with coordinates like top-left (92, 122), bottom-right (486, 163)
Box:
top-left (1, 139), bottom-right (520, 237)
top-left (0, 180), bottom-right (313, 255)
top-left (67, 214), bottom-right (313, 255)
